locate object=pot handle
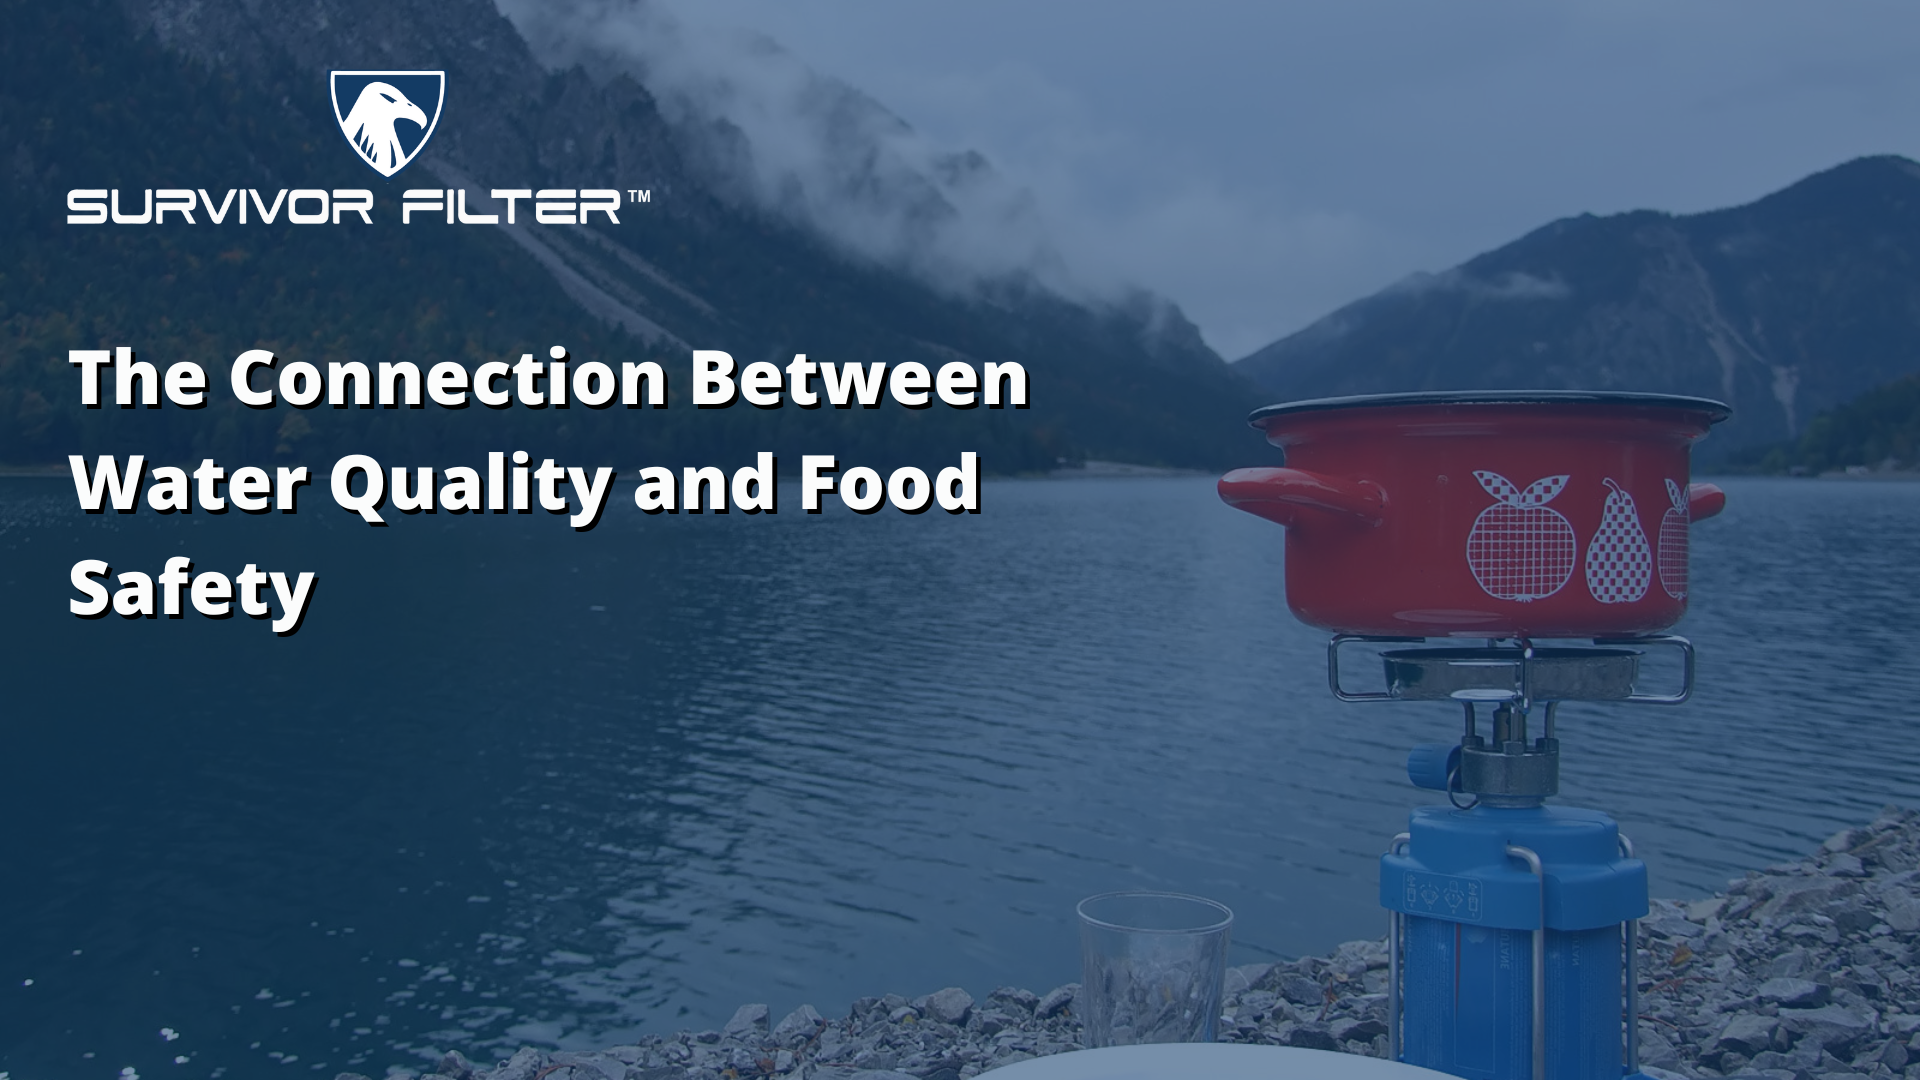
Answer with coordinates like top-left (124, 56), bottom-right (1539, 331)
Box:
top-left (1219, 467), bottom-right (1386, 529)
top-left (1687, 482), bottom-right (1726, 523)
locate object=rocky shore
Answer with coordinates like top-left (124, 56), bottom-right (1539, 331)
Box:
top-left (360, 806), bottom-right (1920, 1080)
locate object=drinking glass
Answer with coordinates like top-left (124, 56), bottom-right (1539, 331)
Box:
top-left (1076, 890), bottom-right (1233, 1047)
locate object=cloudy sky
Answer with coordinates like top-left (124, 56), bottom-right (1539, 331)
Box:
top-left (644, 1), bottom-right (1920, 360)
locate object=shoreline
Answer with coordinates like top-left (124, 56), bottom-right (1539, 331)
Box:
top-left (353, 806), bottom-right (1920, 1080)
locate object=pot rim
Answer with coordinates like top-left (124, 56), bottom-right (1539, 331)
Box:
top-left (1248, 390), bottom-right (1733, 429)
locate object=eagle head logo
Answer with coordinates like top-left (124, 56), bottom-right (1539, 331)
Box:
top-left (330, 71), bottom-right (446, 178)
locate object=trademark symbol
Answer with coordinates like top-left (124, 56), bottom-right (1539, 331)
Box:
top-left (627, 189), bottom-right (651, 204)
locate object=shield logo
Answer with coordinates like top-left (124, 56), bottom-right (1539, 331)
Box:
top-left (330, 71), bottom-right (446, 178)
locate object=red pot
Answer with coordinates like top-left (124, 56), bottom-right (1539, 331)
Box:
top-left (1219, 392), bottom-right (1731, 638)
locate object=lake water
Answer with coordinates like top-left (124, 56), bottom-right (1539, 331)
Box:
top-left (2, 475), bottom-right (1918, 1078)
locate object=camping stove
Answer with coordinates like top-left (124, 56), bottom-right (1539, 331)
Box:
top-left (1214, 390), bottom-right (1733, 1080)
top-left (1331, 634), bottom-right (1693, 1080)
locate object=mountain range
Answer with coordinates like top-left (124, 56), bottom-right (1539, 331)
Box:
top-left (1235, 155), bottom-right (1920, 461)
top-left (0, 0), bottom-right (1271, 472)
top-left (13, 1), bottom-right (1920, 476)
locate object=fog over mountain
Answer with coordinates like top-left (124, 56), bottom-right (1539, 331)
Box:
top-left (1235, 156), bottom-right (1920, 460)
top-left (495, 0), bottom-right (1089, 303)
top-left (615, 3), bottom-right (1920, 362)
top-left (0, 0), bottom-right (1273, 471)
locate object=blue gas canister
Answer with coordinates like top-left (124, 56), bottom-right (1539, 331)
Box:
top-left (1382, 805), bottom-right (1646, 1080)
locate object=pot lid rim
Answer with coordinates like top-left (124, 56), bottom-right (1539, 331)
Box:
top-left (1249, 390), bottom-right (1733, 428)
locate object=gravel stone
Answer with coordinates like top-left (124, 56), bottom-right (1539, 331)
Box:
top-left (772, 1003), bottom-right (823, 1044)
top-left (1886, 893), bottom-right (1920, 933)
top-left (925, 987), bottom-right (974, 1025)
top-left (1641, 1029), bottom-right (1684, 1069)
top-left (988, 987), bottom-right (1038, 1014)
top-left (723, 1002), bottom-right (769, 1038)
top-left (1280, 1023), bottom-right (1339, 1051)
top-left (1781, 1006), bottom-right (1875, 1054)
top-left (1770, 948), bottom-right (1816, 979)
top-left (1830, 853), bottom-right (1869, 877)
top-left (1717, 1014), bottom-right (1780, 1055)
top-left (1224, 963), bottom-right (1273, 995)
top-left (1759, 977), bottom-right (1831, 1007)
top-left (1330, 1017), bottom-right (1388, 1043)
top-left (486, 1047), bottom-right (543, 1080)
top-left (1277, 972), bottom-right (1324, 1006)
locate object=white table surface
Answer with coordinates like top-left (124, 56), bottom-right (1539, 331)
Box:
top-left (980, 1043), bottom-right (1457, 1079)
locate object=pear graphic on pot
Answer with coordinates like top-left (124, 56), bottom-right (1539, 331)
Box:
top-left (1585, 478), bottom-right (1652, 604)
top-left (1658, 478), bottom-right (1689, 600)
top-left (1466, 471), bottom-right (1575, 601)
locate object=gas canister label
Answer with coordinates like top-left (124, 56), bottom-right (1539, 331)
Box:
top-left (1402, 872), bottom-right (1484, 921)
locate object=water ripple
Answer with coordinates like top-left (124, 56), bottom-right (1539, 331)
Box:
top-left (2, 476), bottom-right (1917, 1077)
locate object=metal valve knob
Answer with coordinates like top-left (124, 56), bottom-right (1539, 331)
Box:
top-left (1406, 742), bottom-right (1460, 792)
